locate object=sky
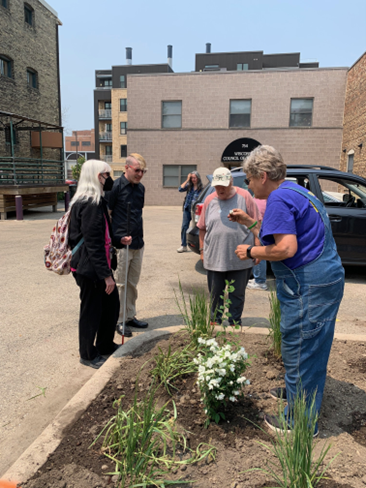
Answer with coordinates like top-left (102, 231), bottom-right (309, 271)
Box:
top-left (51, 0), bottom-right (366, 134)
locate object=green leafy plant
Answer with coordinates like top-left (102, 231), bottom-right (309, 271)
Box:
top-left (71, 156), bottom-right (85, 181)
top-left (174, 280), bottom-right (215, 348)
top-left (268, 287), bottom-right (282, 359)
top-left (92, 385), bottom-right (216, 487)
top-left (245, 391), bottom-right (338, 488)
top-left (194, 337), bottom-right (251, 427)
top-left (151, 344), bottom-right (197, 395)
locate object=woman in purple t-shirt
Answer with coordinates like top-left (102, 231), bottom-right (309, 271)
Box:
top-left (229, 145), bottom-right (344, 437)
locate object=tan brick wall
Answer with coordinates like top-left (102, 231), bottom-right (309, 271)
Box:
top-left (111, 88), bottom-right (128, 163)
top-left (125, 68), bottom-right (347, 205)
top-left (341, 53), bottom-right (366, 178)
top-left (128, 128), bottom-right (344, 206)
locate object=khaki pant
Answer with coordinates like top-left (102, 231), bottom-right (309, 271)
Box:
top-left (115, 247), bottom-right (144, 323)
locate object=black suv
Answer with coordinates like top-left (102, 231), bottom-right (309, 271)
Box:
top-left (187, 166), bottom-right (366, 266)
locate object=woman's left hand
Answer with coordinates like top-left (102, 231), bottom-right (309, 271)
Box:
top-left (235, 244), bottom-right (250, 260)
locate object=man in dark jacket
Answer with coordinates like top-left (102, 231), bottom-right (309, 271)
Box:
top-left (108, 153), bottom-right (148, 337)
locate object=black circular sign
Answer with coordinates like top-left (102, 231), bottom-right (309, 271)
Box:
top-left (221, 138), bottom-right (261, 166)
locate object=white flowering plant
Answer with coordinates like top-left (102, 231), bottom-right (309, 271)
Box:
top-left (194, 337), bottom-right (251, 427)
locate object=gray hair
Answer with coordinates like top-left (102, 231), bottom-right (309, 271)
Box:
top-left (243, 145), bottom-right (286, 181)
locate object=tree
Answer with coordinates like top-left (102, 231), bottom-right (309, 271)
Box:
top-left (71, 156), bottom-right (85, 181)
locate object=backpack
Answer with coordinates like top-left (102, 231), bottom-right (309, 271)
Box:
top-left (44, 209), bottom-right (84, 275)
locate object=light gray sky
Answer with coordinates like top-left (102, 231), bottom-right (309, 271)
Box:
top-left (52, 0), bottom-right (366, 133)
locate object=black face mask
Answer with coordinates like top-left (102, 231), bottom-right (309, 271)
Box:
top-left (103, 175), bottom-right (114, 192)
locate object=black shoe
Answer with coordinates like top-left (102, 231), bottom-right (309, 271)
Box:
top-left (264, 414), bottom-right (319, 438)
top-left (99, 342), bottom-right (121, 356)
top-left (126, 318), bottom-right (148, 329)
top-left (116, 323), bottom-right (132, 337)
top-left (269, 387), bottom-right (287, 401)
top-left (80, 355), bottom-right (106, 369)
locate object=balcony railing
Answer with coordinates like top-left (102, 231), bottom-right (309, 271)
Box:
top-left (99, 109), bottom-right (112, 119)
top-left (99, 131), bottom-right (112, 141)
top-left (101, 155), bottom-right (113, 163)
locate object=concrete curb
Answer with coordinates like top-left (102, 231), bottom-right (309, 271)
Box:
top-left (2, 325), bottom-right (366, 484)
top-left (1, 329), bottom-right (172, 485)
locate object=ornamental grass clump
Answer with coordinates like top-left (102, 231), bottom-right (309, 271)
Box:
top-left (268, 287), bottom-right (282, 359)
top-left (194, 337), bottom-right (251, 427)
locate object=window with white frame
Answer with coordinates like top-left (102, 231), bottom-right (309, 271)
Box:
top-left (290, 98), bottom-right (313, 127)
top-left (347, 153), bottom-right (354, 173)
top-left (162, 101), bottom-right (182, 129)
top-left (229, 100), bottom-right (251, 128)
top-left (163, 165), bottom-right (197, 187)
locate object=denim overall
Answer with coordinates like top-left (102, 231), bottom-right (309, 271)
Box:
top-left (269, 185), bottom-right (345, 422)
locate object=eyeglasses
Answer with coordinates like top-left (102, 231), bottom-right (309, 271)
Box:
top-left (244, 177), bottom-right (252, 185)
top-left (127, 165), bottom-right (146, 175)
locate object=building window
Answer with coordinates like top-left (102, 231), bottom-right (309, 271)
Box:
top-left (105, 102), bottom-right (111, 109)
top-left (24, 3), bottom-right (34, 26)
top-left (120, 75), bottom-right (126, 88)
top-left (5, 125), bottom-right (18, 144)
top-left (103, 78), bottom-right (112, 87)
top-left (114, 171), bottom-right (124, 177)
top-left (229, 100), bottom-right (251, 128)
top-left (237, 63), bottom-right (249, 71)
top-left (105, 145), bottom-right (112, 155)
top-left (347, 153), bottom-right (354, 173)
top-left (162, 101), bottom-right (182, 129)
top-left (82, 141), bottom-right (91, 146)
top-left (106, 123), bottom-right (112, 132)
top-left (121, 145), bottom-right (127, 158)
top-left (27, 68), bottom-right (37, 88)
top-left (2, 0), bottom-right (9, 9)
top-left (0, 55), bottom-right (13, 78)
top-left (120, 122), bottom-right (127, 135)
top-left (290, 98), bottom-right (313, 127)
top-left (120, 98), bottom-right (127, 112)
top-left (163, 165), bottom-right (197, 187)
top-left (71, 141), bottom-right (79, 147)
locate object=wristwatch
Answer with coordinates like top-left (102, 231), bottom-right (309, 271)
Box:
top-left (247, 245), bottom-right (254, 259)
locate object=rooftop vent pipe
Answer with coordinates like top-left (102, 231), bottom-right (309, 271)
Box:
top-left (126, 47), bottom-right (132, 65)
top-left (206, 43), bottom-right (211, 53)
top-left (167, 45), bottom-right (173, 68)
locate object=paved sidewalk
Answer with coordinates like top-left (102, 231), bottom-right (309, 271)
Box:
top-left (0, 204), bottom-right (365, 476)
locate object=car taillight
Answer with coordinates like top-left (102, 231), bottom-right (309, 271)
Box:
top-left (195, 203), bottom-right (203, 223)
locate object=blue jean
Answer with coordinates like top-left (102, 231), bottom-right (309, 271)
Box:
top-left (253, 260), bottom-right (266, 284)
top-left (181, 208), bottom-right (191, 247)
top-left (270, 184), bottom-right (345, 427)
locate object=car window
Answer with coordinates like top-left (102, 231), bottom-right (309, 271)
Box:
top-left (318, 177), bottom-right (366, 208)
top-left (285, 176), bottom-right (311, 189)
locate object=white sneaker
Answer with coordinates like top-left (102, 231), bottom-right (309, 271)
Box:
top-left (177, 246), bottom-right (188, 253)
top-left (247, 281), bottom-right (268, 291)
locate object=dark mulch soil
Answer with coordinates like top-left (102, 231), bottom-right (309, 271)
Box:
top-left (22, 332), bottom-right (366, 488)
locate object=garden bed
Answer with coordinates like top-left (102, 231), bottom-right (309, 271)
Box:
top-left (22, 331), bottom-right (366, 488)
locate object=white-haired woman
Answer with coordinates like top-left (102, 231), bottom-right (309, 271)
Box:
top-left (229, 145), bottom-right (344, 436)
top-left (69, 159), bottom-right (121, 369)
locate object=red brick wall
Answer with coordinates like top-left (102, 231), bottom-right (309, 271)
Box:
top-left (341, 53), bottom-right (366, 178)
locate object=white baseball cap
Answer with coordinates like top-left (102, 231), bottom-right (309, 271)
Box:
top-left (211, 167), bottom-right (232, 187)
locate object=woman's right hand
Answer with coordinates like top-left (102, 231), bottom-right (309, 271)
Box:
top-left (121, 236), bottom-right (132, 245)
top-left (105, 276), bottom-right (115, 295)
top-left (200, 251), bottom-right (204, 263)
top-left (228, 208), bottom-right (251, 226)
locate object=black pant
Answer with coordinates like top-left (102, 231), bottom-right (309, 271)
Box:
top-left (207, 268), bottom-right (252, 325)
top-left (74, 273), bottom-right (120, 360)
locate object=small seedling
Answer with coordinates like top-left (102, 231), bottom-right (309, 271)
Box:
top-left (27, 386), bottom-right (47, 401)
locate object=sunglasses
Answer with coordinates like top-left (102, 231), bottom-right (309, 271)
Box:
top-left (101, 172), bottom-right (111, 178)
top-left (244, 177), bottom-right (252, 185)
top-left (128, 165), bottom-right (146, 175)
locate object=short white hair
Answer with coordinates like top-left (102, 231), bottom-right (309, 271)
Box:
top-left (244, 145), bottom-right (286, 181)
top-left (71, 159), bottom-right (111, 206)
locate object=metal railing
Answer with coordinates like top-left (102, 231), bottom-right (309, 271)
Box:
top-left (0, 156), bottom-right (65, 185)
top-left (101, 155), bottom-right (113, 163)
top-left (98, 109), bottom-right (112, 119)
top-left (99, 131), bottom-right (113, 141)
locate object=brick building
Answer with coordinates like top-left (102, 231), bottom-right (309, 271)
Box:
top-left (341, 52), bottom-right (366, 178)
top-left (65, 129), bottom-right (95, 177)
top-left (0, 0), bottom-right (65, 218)
top-left (126, 65), bottom-right (347, 205)
top-left (94, 47), bottom-right (173, 177)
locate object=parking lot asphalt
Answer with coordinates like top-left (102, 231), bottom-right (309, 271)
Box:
top-left (0, 204), bottom-right (365, 476)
